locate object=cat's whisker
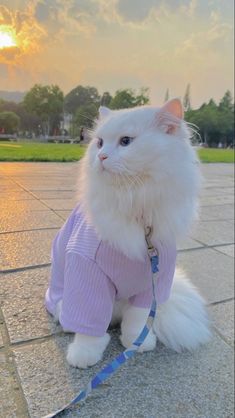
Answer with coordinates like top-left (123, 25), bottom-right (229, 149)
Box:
top-left (111, 169), bottom-right (134, 211)
top-left (124, 173), bottom-right (136, 193)
top-left (128, 173), bottom-right (144, 190)
top-left (186, 122), bottom-right (202, 143)
top-left (115, 177), bottom-right (125, 212)
top-left (113, 171), bottom-right (134, 210)
top-left (123, 172), bottom-right (146, 215)
top-left (120, 163), bottom-right (146, 188)
top-left (118, 164), bottom-right (144, 189)
top-left (135, 175), bottom-right (144, 189)
top-left (119, 173), bottom-right (134, 209)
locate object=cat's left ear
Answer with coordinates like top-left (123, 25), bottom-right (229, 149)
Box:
top-left (99, 106), bottom-right (112, 120)
top-left (156, 98), bottom-right (184, 134)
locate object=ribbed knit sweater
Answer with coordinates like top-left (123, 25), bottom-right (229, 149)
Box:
top-left (45, 204), bottom-right (177, 336)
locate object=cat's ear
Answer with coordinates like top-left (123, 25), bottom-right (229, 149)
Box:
top-left (156, 98), bottom-right (184, 134)
top-left (99, 106), bottom-right (111, 120)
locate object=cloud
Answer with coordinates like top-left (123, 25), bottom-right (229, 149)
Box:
top-left (103, 0), bottom-right (233, 27)
top-left (67, 0), bottom-right (99, 19)
top-left (33, 0), bottom-right (99, 36)
top-left (103, 0), bottom-right (194, 25)
top-left (0, 5), bottom-right (46, 65)
top-left (116, 0), bottom-right (157, 22)
top-left (34, 0), bottom-right (58, 22)
top-left (175, 20), bottom-right (233, 58)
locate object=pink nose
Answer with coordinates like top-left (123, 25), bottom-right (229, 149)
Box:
top-left (98, 153), bottom-right (108, 161)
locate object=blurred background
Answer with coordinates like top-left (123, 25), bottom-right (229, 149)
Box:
top-left (0, 0), bottom-right (234, 148)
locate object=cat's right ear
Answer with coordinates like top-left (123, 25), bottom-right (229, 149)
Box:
top-left (99, 106), bottom-right (111, 120)
top-left (156, 98), bottom-right (184, 135)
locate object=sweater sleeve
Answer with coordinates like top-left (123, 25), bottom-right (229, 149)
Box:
top-left (59, 252), bottom-right (116, 336)
top-left (45, 208), bottom-right (77, 316)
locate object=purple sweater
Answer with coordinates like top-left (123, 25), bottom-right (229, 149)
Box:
top-left (45, 205), bottom-right (177, 337)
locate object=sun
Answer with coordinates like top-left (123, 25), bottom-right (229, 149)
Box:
top-left (0, 26), bottom-right (17, 49)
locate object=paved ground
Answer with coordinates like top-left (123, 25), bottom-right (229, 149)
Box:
top-left (0, 162), bottom-right (234, 418)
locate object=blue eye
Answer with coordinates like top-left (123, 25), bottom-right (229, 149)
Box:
top-left (97, 138), bottom-right (103, 148)
top-left (119, 136), bottom-right (134, 146)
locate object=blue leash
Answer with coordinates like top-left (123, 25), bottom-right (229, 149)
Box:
top-left (43, 228), bottom-right (158, 418)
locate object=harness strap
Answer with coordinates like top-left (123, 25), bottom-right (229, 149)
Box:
top-left (43, 231), bottom-right (158, 418)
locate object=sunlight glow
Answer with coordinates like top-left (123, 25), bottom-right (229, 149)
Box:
top-left (0, 27), bottom-right (17, 49)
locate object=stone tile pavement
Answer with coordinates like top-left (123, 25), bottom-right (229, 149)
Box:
top-left (0, 162), bottom-right (234, 418)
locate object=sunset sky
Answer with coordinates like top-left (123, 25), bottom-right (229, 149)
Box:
top-left (0, 0), bottom-right (234, 108)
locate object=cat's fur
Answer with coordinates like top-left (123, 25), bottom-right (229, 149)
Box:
top-left (55, 99), bottom-right (211, 368)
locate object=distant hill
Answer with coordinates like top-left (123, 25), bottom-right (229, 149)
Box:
top-left (0, 91), bottom-right (26, 103)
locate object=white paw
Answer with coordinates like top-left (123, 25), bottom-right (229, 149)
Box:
top-left (66, 333), bottom-right (110, 369)
top-left (121, 328), bottom-right (156, 352)
top-left (120, 305), bottom-right (157, 352)
top-left (67, 344), bottom-right (102, 368)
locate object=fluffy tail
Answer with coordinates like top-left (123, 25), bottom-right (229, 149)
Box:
top-left (153, 271), bottom-right (211, 352)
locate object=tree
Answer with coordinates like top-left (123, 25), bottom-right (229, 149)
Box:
top-left (217, 91), bottom-right (234, 145)
top-left (0, 100), bottom-right (20, 114)
top-left (23, 84), bottom-right (64, 135)
top-left (187, 104), bottom-right (219, 145)
top-left (219, 90), bottom-right (234, 112)
top-left (100, 91), bottom-right (112, 107)
top-left (0, 111), bottom-right (20, 133)
top-left (164, 88), bottom-right (169, 103)
top-left (135, 87), bottom-right (150, 105)
top-left (74, 103), bottom-right (98, 130)
top-left (109, 87), bottom-right (149, 109)
top-left (183, 83), bottom-right (191, 111)
top-left (64, 86), bottom-right (100, 114)
top-left (193, 95), bottom-right (235, 146)
top-left (0, 99), bottom-right (41, 135)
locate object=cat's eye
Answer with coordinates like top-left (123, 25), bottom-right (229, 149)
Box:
top-left (97, 138), bottom-right (103, 148)
top-left (119, 136), bottom-right (134, 146)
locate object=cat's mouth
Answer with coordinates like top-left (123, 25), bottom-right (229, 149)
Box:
top-left (98, 162), bottom-right (112, 174)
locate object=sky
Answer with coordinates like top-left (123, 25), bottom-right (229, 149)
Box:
top-left (0, 0), bottom-right (234, 108)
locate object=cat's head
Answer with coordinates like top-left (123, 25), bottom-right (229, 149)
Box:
top-left (88, 98), bottom-right (196, 184)
top-left (81, 98), bottom-right (200, 255)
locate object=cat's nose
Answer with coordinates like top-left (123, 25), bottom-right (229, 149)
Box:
top-left (98, 153), bottom-right (108, 161)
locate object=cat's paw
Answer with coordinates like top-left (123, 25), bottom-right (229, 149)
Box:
top-left (120, 328), bottom-right (156, 352)
top-left (120, 305), bottom-right (157, 352)
top-left (67, 344), bottom-right (102, 368)
top-left (66, 333), bottom-right (110, 368)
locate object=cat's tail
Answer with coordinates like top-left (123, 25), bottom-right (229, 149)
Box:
top-left (153, 271), bottom-right (211, 352)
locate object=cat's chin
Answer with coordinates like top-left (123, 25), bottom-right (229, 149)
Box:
top-left (96, 163), bottom-right (112, 175)
top-left (95, 166), bottom-right (121, 185)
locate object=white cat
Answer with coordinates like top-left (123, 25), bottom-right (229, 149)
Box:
top-left (45, 98), bottom-right (211, 368)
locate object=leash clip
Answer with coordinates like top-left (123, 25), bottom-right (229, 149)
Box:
top-left (145, 226), bottom-right (159, 273)
top-left (145, 226), bottom-right (154, 251)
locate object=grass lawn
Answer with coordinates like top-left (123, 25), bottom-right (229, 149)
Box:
top-left (0, 141), bottom-right (234, 163)
top-left (197, 148), bottom-right (234, 163)
top-left (0, 141), bottom-right (86, 162)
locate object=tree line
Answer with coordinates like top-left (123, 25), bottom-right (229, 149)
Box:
top-left (0, 83), bottom-right (234, 147)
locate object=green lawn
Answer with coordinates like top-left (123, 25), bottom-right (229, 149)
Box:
top-left (0, 141), bottom-right (86, 162)
top-left (0, 141), bottom-right (234, 163)
top-left (197, 148), bottom-right (234, 163)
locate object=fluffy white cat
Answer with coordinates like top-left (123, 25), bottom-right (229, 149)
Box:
top-left (48, 99), bottom-right (211, 368)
